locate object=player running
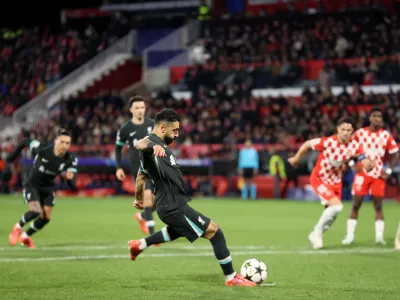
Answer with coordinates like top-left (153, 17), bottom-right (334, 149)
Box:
top-left (7, 129), bottom-right (78, 248)
top-left (115, 95), bottom-right (156, 235)
top-left (288, 117), bottom-right (374, 249)
top-left (128, 108), bottom-right (256, 286)
top-left (342, 108), bottom-right (399, 245)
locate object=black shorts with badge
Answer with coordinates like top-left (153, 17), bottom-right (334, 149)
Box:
top-left (23, 185), bottom-right (55, 207)
top-left (158, 204), bottom-right (211, 243)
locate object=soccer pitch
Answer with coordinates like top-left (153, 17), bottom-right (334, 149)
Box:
top-left (0, 195), bottom-right (399, 300)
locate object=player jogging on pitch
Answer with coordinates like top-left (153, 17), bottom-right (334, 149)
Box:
top-left (8, 129), bottom-right (78, 248)
top-left (288, 117), bottom-right (374, 249)
top-left (342, 108), bottom-right (399, 245)
top-left (115, 95), bottom-right (156, 235)
top-left (128, 108), bottom-right (256, 287)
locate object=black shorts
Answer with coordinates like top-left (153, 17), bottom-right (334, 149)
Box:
top-left (23, 186), bottom-right (55, 207)
top-left (242, 168), bottom-right (255, 179)
top-left (158, 204), bottom-right (211, 243)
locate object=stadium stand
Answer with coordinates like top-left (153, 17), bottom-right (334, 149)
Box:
top-left (1, 0), bottom-right (399, 199)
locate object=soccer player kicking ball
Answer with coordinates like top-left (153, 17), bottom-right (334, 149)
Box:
top-left (7, 129), bottom-right (78, 248)
top-left (128, 108), bottom-right (256, 287)
top-left (342, 108), bottom-right (399, 245)
top-left (288, 118), bottom-right (375, 249)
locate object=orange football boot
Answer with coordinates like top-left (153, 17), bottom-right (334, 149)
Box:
top-left (134, 212), bottom-right (149, 234)
top-left (225, 274), bottom-right (256, 287)
top-left (128, 240), bottom-right (143, 261)
top-left (9, 224), bottom-right (23, 246)
top-left (20, 236), bottom-right (36, 249)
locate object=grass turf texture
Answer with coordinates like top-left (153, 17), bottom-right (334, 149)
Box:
top-left (0, 195), bottom-right (399, 300)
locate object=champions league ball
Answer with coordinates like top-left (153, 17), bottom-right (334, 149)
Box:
top-left (240, 258), bottom-right (268, 284)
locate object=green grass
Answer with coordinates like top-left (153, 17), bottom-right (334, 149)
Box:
top-left (0, 195), bottom-right (399, 300)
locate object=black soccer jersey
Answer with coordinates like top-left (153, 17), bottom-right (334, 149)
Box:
top-left (25, 141), bottom-right (78, 191)
top-left (139, 134), bottom-right (191, 212)
top-left (116, 118), bottom-right (154, 175)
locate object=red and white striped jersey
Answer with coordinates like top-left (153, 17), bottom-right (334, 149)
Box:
top-left (353, 127), bottom-right (399, 178)
top-left (311, 135), bottom-right (363, 185)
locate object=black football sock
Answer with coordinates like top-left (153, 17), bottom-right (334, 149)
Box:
top-left (142, 207), bottom-right (155, 235)
top-left (210, 228), bottom-right (236, 280)
top-left (141, 226), bottom-right (181, 249)
top-left (18, 211), bottom-right (40, 227)
top-left (25, 218), bottom-right (50, 237)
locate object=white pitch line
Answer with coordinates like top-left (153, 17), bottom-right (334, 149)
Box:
top-left (0, 245), bottom-right (268, 252)
top-left (0, 247), bottom-right (397, 263)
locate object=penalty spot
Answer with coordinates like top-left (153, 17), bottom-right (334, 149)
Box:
top-left (260, 282), bottom-right (276, 287)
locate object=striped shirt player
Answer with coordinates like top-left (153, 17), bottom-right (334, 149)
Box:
top-left (288, 117), bottom-right (374, 250)
top-left (351, 127), bottom-right (398, 198)
top-left (310, 135), bottom-right (364, 203)
top-left (343, 108), bottom-right (399, 246)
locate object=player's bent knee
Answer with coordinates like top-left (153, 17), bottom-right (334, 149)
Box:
top-left (374, 202), bottom-right (383, 211)
top-left (327, 197), bottom-right (342, 207)
top-left (204, 221), bottom-right (219, 239)
top-left (332, 204), bottom-right (343, 213)
top-left (28, 201), bottom-right (41, 213)
top-left (352, 201), bottom-right (362, 211)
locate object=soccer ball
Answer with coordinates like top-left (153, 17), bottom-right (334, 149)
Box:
top-left (240, 258), bottom-right (268, 284)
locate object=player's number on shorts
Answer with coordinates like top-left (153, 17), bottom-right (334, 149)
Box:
top-left (355, 175), bottom-right (364, 186)
top-left (317, 184), bottom-right (328, 194)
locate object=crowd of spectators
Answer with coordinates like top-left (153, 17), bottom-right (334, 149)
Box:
top-left (189, 7), bottom-right (400, 89)
top-left (21, 83), bottom-right (400, 156)
top-left (205, 9), bottom-right (400, 63)
top-left (3, 6), bottom-right (400, 116)
top-left (0, 15), bottom-right (135, 116)
top-left (180, 54), bottom-right (400, 91)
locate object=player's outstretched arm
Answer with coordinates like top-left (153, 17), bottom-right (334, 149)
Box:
top-left (135, 138), bottom-right (166, 157)
top-left (66, 172), bottom-right (77, 190)
top-left (65, 157), bottom-right (78, 190)
top-left (358, 154), bottom-right (375, 172)
top-left (382, 151), bottom-right (399, 179)
top-left (288, 140), bottom-right (312, 167)
top-left (115, 144), bottom-right (126, 181)
top-left (6, 138), bottom-right (40, 163)
top-left (134, 171), bottom-right (146, 210)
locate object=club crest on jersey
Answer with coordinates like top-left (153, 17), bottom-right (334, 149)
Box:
top-left (170, 155), bottom-right (177, 166)
top-left (147, 127), bottom-right (152, 134)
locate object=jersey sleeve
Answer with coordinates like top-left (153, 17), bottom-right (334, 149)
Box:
top-left (116, 126), bottom-right (126, 146)
top-left (387, 135), bottom-right (399, 154)
top-left (29, 139), bottom-right (44, 156)
top-left (67, 155), bottom-right (79, 173)
top-left (138, 152), bottom-right (149, 177)
top-left (310, 137), bottom-right (326, 151)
